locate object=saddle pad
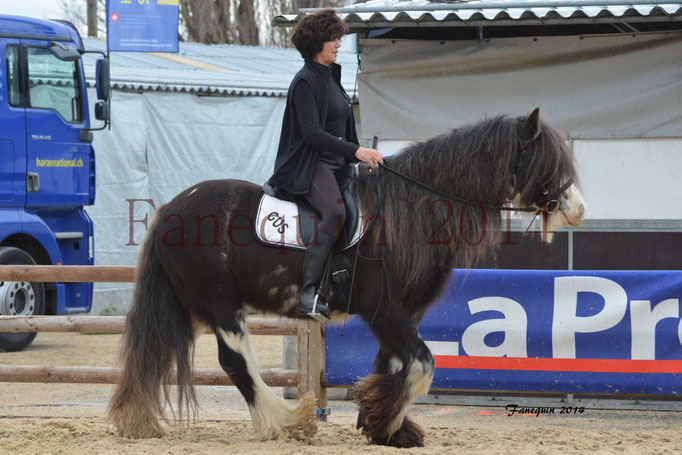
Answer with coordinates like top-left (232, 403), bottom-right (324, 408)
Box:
top-left (255, 194), bottom-right (365, 251)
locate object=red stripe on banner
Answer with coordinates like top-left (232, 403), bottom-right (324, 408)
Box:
top-left (434, 356), bottom-right (682, 374)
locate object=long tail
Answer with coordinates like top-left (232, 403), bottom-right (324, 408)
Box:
top-left (108, 222), bottom-right (197, 438)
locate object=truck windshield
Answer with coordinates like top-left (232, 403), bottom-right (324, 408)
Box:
top-left (27, 47), bottom-right (83, 123)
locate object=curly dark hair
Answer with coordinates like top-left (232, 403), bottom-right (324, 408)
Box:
top-left (291, 9), bottom-right (348, 60)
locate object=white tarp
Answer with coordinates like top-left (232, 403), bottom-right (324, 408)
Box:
top-left (358, 32), bottom-right (682, 141)
top-left (86, 89), bottom-right (285, 314)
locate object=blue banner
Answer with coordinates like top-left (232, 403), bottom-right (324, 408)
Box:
top-left (107, 0), bottom-right (179, 53)
top-left (326, 270), bottom-right (682, 395)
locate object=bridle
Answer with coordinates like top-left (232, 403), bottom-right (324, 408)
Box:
top-left (512, 135), bottom-right (574, 215)
top-left (373, 133), bottom-right (573, 215)
top-left (344, 133), bottom-right (572, 324)
top-left (344, 132), bottom-right (573, 324)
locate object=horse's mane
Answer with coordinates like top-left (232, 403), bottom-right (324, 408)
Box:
top-left (356, 114), bottom-right (578, 289)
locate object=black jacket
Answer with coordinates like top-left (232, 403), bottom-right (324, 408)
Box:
top-left (267, 59), bottom-right (360, 196)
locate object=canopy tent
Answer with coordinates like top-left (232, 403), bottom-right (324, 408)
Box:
top-left (80, 39), bottom-right (358, 314)
top-left (274, 1), bottom-right (682, 272)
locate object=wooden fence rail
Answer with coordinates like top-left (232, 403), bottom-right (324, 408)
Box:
top-left (0, 265), bottom-right (326, 411)
top-left (0, 365), bottom-right (297, 387)
top-left (0, 316), bottom-right (298, 336)
top-left (0, 265), bottom-right (136, 283)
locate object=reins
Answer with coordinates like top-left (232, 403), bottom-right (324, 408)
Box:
top-left (341, 133), bottom-right (573, 325)
top-left (373, 130), bottom-right (573, 216)
top-left (375, 161), bottom-right (538, 213)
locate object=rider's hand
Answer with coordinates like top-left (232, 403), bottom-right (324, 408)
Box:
top-left (355, 147), bottom-right (384, 169)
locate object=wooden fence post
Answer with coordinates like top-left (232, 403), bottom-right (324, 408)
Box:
top-left (297, 319), bottom-right (327, 420)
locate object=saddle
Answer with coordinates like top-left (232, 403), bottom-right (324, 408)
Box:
top-left (257, 163), bottom-right (365, 313)
top-left (258, 164), bottom-right (363, 250)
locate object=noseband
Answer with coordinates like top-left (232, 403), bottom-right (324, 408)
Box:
top-left (512, 136), bottom-right (573, 215)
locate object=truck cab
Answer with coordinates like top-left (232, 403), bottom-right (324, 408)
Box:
top-left (0, 15), bottom-right (110, 351)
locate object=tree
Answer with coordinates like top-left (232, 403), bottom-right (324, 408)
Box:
top-left (179, 0), bottom-right (343, 47)
top-left (58, 0), bottom-right (107, 38)
top-left (88, 0), bottom-right (98, 37)
top-left (59, 0), bottom-right (340, 47)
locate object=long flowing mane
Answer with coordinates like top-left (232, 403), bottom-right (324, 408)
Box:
top-left (355, 114), bottom-right (578, 289)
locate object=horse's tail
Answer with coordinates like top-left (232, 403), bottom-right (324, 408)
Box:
top-left (108, 215), bottom-right (198, 438)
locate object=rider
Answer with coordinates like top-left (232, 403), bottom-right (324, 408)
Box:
top-left (266, 9), bottom-right (384, 318)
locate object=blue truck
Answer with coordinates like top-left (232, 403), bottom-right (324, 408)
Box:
top-left (0, 15), bottom-right (110, 351)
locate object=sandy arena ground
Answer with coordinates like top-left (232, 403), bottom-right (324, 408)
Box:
top-left (2, 332), bottom-right (682, 454)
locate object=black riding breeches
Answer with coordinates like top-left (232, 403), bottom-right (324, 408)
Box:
top-left (304, 160), bottom-right (346, 240)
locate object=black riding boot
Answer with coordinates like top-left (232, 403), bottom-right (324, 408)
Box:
top-left (296, 231), bottom-right (336, 320)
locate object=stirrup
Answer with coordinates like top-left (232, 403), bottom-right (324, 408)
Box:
top-left (306, 294), bottom-right (331, 322)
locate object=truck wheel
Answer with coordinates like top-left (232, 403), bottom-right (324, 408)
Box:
top-left (0, 247), bottom-right (45, 352)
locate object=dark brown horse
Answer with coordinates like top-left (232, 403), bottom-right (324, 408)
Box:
top-left (109, 108), bottom-right (584, 447)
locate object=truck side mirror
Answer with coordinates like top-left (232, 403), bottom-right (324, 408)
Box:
top-left (96, 59), bottom-right (110, 101)
top-left (49, 42), bottom-right (81, 62)
top-left (95, 100), bottom-right (110, 122)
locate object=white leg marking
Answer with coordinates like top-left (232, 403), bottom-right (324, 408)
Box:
top-left (406, 359), bottom-right (435, 399)
top-left (387, 358), bottom-right (434, 437)
top-left (217, 322), bottom-right (314, 440)
top-left (388, 356), bottom-right (404, 374)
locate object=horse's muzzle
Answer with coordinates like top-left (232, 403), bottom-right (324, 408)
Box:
top-left (564, 203), bottom-right (586, 227)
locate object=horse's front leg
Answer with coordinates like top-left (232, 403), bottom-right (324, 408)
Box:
top-left (354, 310), bottom-right (434, 448)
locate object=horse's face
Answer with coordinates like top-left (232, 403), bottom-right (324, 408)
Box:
top-left (515, 108), bottom-right (586, 242)
top-left (542, 183), bottom-right (586, 241)
top-left (513, 183), bottom-right (586, 242)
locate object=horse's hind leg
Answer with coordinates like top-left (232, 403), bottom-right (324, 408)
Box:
top-left (355, 310), bottom-right (434, 448)
top-left (213, 313), bottom-right (317, 441)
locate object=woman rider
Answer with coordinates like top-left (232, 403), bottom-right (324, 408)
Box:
top-left (266, 9), bottom-right (384, 318)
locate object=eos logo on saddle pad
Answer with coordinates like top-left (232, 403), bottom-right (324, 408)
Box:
top-left (254, 194), bottom-right (365, 250)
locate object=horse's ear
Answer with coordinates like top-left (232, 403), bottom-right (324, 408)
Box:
top-left (521, 107), bottom-right (541, 142)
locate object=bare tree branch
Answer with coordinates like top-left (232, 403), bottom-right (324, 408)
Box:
top-left (59, 0), bottom-right (344, 47)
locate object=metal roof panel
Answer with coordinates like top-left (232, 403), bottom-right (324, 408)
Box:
top-left (81, 38), bottom-right (358, 98)
top-left (273, 0), bottom-right (682, 27)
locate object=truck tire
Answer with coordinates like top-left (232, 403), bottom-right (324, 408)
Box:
top-left (0, 247), bottom-right (45, 352)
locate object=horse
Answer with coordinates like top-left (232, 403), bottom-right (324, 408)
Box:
top-left (108, 108), bottom-right (585, 448)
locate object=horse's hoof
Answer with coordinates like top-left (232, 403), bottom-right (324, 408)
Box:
top-left (251, 392), bottom-right (318, 442)
top-left (369, 416), bottom-right (425, 448)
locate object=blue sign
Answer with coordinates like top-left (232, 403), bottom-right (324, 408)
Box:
top-left (326, 270), bottom-right (682, 395)
top-left (107, 0), bottom-right (179, 53)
